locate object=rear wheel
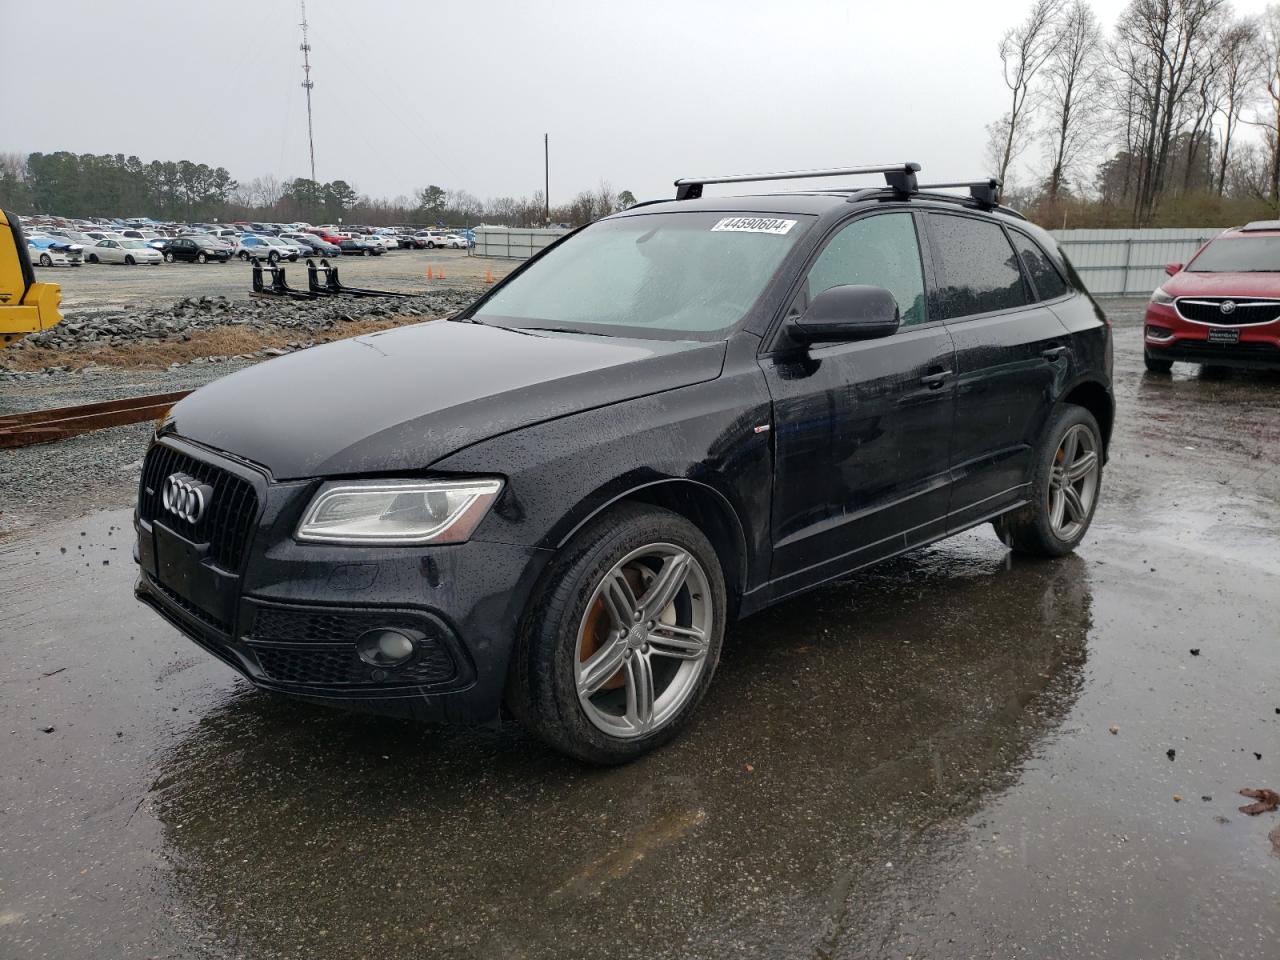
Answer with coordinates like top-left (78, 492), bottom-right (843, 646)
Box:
top-left (993, 405), bottom-right (1103, 558)
top-left (88, 254), bottom-right (99, 264)
top-left (39, 253), bottom-right (52, 267)
top-left (508, 503), bottom-right (726, 764)
top-left (124, 255), bottom-right (135, 265)
top-left (1144, 350), bottom-right (1173, 373)
top-left (239, 251), bottom-right (249, 261)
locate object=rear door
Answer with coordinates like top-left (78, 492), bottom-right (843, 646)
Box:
top-left (923, 212), bottom-right (1070, 531)
top-left (763, 211), bottom-right (956, 589)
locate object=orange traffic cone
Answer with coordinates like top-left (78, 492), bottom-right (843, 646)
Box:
top-left (426, 265), bottom-right (434, 280)
top-left (484, 267), bottom-right (494, 283)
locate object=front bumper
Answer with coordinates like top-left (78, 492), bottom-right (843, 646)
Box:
top-left (133, 435), bottom-right (550, 723)
top-left (1144, 301), bottom-right (1280, 369)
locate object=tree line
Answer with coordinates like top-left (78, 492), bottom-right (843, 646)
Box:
top-left (991, 0), bottom-right (1280, 226)
top-left (0, 150), bottom-right (636, 228)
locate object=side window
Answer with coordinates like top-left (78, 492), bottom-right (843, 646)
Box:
top-left (928, 214), bottom-right (1030, 320)
top-left (1010, 230), bottom-right (1070, 300)
top-left (804, 213), bottom-right (927, 326)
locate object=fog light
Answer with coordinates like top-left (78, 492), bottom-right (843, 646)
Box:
top-left (1146, 324), bottom-right (1174, 341)
top-left (356, 628), bottom-right (418, 667)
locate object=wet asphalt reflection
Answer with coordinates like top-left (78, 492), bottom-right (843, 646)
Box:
top-left (2, 304), bottom-right (1279, 958)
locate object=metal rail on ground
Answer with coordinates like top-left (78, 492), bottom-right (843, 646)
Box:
top-left (0, 391), bottom-right (191, 449)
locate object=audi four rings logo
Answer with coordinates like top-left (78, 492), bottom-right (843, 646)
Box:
top-left (162, 474), bottom-right (212, 523)
top-left (1220, 300), bottom-right (1237, 315)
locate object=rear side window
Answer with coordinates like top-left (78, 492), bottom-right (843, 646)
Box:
top-left (1011, 231), bottom-right (1070, 300)
top-left (805, 213), bottom-right (927, 326)
top-left (928, 214), bottom-right (1030, 319)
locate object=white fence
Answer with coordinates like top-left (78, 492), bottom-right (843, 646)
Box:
top-left (1050, 228), bottom-right (1224, 297)
top-left (472, 227), bottom-right (572, 259)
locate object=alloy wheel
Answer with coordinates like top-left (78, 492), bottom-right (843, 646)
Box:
top-left (574, 543), bottom-right (713, 739)
top-left (1049, 423), bottom-right (1100, 541)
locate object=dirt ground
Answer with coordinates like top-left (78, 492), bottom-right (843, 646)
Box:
top-left (1, 299), bottom-right (1279, 959)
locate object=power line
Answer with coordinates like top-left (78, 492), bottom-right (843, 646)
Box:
top-left (299, 0), bottom-right (317, 183)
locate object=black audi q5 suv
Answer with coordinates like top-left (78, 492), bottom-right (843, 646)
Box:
top-left (134, 163), bottom-right (1114, 763)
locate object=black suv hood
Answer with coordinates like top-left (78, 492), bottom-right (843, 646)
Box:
top-left (167, 320), bottom-right (726, 479)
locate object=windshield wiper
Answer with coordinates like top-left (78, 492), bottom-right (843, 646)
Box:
top-left (517, 326), bottom-right (616, 337)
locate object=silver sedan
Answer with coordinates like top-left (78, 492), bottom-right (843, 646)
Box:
top-left (86, 238), bottom-right (164, 265)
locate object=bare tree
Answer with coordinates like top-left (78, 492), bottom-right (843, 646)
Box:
top-left (1112, 0), bottom-right (1229, 224)
top-left (1043, 0), bottom-right (1108, 198)
top-left (994, 0), bottom-right (1067, 185)
top-left (1258, 4), bottom-right (1280, 202)
top-left (1213, 17), bottom-right (1264, 194)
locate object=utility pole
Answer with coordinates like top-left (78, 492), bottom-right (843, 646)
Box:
top-left (300, 0), bottom-right (317, 183)
top-left (544, 133), bottom-right (550, 225)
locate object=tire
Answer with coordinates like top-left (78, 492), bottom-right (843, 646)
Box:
top-left (993, 405), bottom-right (1103, 558)
top-left (239, 251), bottom-right (249, 261)
top-left (197, 252), bottom-right (207, 264)
top-left (125, 255), bottom-right (135, 265)
top-left (39, 253), bottom-right (52, 267)
top-left (426, 241), bottom-right (436, 249)
top-left (163, 252), bottom-right (174, 263)
top-left (268, 251), bottom-right (280, 264)
top-left (1144, 350), bottom-right (1173, 373)
top-left (88, 254), bottom-right (98, 264)
top-left (507, 503), bottom-right (727, 764)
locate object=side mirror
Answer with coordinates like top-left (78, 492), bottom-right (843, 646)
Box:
top-left (792, 284), bottom-right (901, 344)
top-left (1165, 262), bottom-right (1183, 276)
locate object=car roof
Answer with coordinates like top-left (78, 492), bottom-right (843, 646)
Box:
top-left (1225, 222), bottom-right (1280, 237)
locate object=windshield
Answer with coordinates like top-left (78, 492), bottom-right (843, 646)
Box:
top-left (1188, 236), bottom-right (1280, 273)
top-left (471, 211), bottom-right (810, 339)
top-left (120, 240), bottom-right (147, 249)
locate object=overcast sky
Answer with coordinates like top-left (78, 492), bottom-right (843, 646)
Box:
top-left (6, 0), bottom-right (1275, 206)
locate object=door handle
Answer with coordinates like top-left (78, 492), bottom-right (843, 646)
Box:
top-left (1042, 345), bottom-right (1068, 361)
top-left (920, 368), bottom-right (952, 389)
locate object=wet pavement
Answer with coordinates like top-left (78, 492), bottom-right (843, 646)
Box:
top-left (2, 302), bottom-right (1279, 959)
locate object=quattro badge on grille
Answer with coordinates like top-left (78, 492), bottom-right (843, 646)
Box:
top-left (162, 473), bottom-right (213, 524)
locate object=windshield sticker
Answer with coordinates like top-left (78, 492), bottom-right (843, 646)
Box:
top-left (710, 217), bottom-right (797, 235)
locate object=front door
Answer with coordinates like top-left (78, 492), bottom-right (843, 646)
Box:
top-left (762, 211), bottom-right (956, 592)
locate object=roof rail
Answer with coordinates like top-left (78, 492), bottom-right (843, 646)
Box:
top-left (674, 163), bottom-right (920, 201)
top-left (917, 179), bottom-right (1002, 209)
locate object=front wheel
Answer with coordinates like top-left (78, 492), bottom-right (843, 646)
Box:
top-left (993, 405), bottom-right (1103, 558)
top-left (39, 253), bottom-right (53, 267)
top-left (507, 503), bottom-right (726, 764)
top-left (163, 252), bottom-right (174, 263)
top-left (197, 252), bottom-right (207, 264)
top-left (268, 251), bottom-right (280, 264)
top-left (1144, 350), bottom-right (1173, 374)
top-left (88, 254), bottom-right (99, 264)
top-left (125, 255), bottom-right (135, 265)
top-left (239, 251), bottom-right (249, 261)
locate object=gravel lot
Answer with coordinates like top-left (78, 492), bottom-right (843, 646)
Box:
top-left (44, 247), bottom-right (510, 312)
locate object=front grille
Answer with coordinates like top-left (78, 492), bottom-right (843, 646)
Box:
top-left (248, 604), bottom-right (458, 687)
top-left (139, 443), bottom-right (260, 571)
top-left (1176, 298), bottom-right (1280, 326)
top-left (1158, 340), bottom-right (1280, 359)
top-left (253, 646), bottom-right (456, 687)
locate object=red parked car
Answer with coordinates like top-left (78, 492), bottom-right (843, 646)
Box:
top-left (1144, 221), bottom-right (1280, 373)
top-left (304, 228), bottom-right (345, 245)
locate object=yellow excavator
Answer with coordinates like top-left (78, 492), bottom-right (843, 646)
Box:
top-left (0, 208), bottom-right (61, 347)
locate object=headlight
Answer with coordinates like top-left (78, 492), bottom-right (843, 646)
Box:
top-left (296, 478), bottom-right (503, 545)
top-left (1150, 287), bottom-right (1174, 305)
